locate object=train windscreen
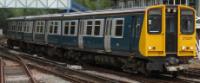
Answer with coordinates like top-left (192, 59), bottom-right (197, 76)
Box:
top-left (148, 9), bottom-right (162, 34)
top-left (180, 9), bottom-right (194, 34)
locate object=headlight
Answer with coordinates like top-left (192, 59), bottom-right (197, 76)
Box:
top-left (190, 47), bottom-right (193, 50)
top-left (173, 9), bottom-right (177, 13)
top-left (182, 46), bottom-right (187, 50)
top-left (182, 46), bottom-right (193, 50)
top-left (167, 8), bottom-right (171, 12)
top-left (148, 46), bottom-right (156, 50)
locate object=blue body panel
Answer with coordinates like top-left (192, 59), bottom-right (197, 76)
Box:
top-left (83, 37), bottom-right (104, 49)
top-left (111, 16), bottom-right (132, 52)
top-left (34, 34), bottom-right (45, 44)
top-left (47, 35), bottom-right (62, 46)
top-left (23, 33), bottom-right (33, 42)
top-left (61, 36), bottom-right (78, 48)
top-left (7, 13), bottom-right (145, 56)
top-left (16, 32), bottom-right (23, 40)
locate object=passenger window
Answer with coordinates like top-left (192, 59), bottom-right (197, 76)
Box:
top-left (26, 22), bottom-right (28, 32)
top-left (63, 21), bottom-right (78, 36)
top-left (84, 19), bottom-right (104, 37)
top-left (86, 21), bottom-right (93, 35)
top-left (49, 26), bottom-right (53, 33)
top-left (54, 26), bottom-right (58, 34)
top-left (94, 21), bottom-right (101, 36)
top-left (197, 20), bottom-right (200, 23)
top-left (112, 18), bottom-right (124, 37)
top-left (70, 22), bottom-right (76, 35)
top-left (48, 21), bottom-right (61, 35)
top-left (35, 21), bottom-right (45, 33)
top-left (148, 9), bottom-right (162, 34)
top-left (86, 26), bottom-right (92, 35)
top-left (17, 22), bottom-right (20, 32)
top-left (64, 22), bottom-right (69, 34)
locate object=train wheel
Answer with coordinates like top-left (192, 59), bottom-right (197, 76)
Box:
top-left (140, 62), bottom-right (151, 77)
top-left (7, 40), bottom-right (13, 49)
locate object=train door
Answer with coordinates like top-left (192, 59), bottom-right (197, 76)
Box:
top-left (78, 20), bottom-right (84, 49)
top-left (131, 16), bottom-right (143, 52)
top-left (104, 18), bottom-right (112, 52)
top-left (166, 11), bottom-right (178, 54)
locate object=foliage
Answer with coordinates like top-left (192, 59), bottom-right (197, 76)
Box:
top-left (0, 0), bottom-right (112, 29)
top-left (75, 0), bottom-right (111, 10)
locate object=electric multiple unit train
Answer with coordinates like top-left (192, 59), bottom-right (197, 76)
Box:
top-left (5, 5), bottom-right (196, 77)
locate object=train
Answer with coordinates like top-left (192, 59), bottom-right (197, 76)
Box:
top-left (5, 5), bottom-right (196, 77)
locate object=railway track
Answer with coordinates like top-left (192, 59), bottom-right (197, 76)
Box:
top-left (0, 46), bottom-right (200, 83)
top-left (183, 68), bottom-right (200, 77)
top-left (0, 55), bottom-right (36, 83)
top-left (0, 47), bottom-right (130, 83)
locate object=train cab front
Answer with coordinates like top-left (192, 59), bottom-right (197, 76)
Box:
top-left (139, 5), bottom-right (196, 75)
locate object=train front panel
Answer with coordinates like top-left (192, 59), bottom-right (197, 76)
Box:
top-left (139, 5), bottom-right (196, 72)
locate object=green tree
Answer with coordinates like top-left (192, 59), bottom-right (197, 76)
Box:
top-left (75, 0), bottom-right (111, 10)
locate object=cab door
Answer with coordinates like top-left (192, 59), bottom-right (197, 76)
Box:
top-left (139, 5), bottom-right (166, 57)
top-left (177, 6), bottom-right (196, 57)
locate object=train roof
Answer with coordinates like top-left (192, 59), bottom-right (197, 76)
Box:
top-left (7, 8), bottom-right (145, 20)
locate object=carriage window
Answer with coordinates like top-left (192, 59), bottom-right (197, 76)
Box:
top-left (35, 21), bottom-right (45, 33)
top-left (48, 21), bottom-right (60, 34)
top-left (112, 18), bottom-right (124, 37)
top-left (23, 21), bottom-right (30, 33)
top-left (63, 21), bottom-right (78, 36)
top-left (94, 21), bottom-right (101, 36)
top-left (64, 22), bottom-right (69, 34)
top-left (84, 19), bottom-right (104, 37)
top-left (148, 9), bottom-right (162, 34)
top-left (86, 21), bottom-right (93, 35)
top-left (17, 22), bottom-right (21, 32)
top-left (70, 22), bottom-right (76, 35)
top-left (27, 22), bottom-right (33, 33)
top-left (49, 27), bottom-right (53, 33)
top-left (181, 9), bottom-right (194, 34)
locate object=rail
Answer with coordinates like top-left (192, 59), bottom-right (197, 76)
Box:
top-left (0, 57), bottom-right (4, 83)
top-left (14, 55), bottom-right (37, 83)
top-left (0, 54), bottom-right (37, 83)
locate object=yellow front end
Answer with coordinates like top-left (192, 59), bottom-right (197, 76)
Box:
top-left (139, 5), bottom-right (166, 57)
top-left (139, 5), bottom-right (196, 57)
top-left (177, 5), bottom-right (196, 57)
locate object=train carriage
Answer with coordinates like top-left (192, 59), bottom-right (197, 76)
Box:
top-left (5, 5), bottom-right (196, 77)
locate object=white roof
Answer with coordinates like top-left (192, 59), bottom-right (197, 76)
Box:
top-left (8, 8), bottom-right (145, 20)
